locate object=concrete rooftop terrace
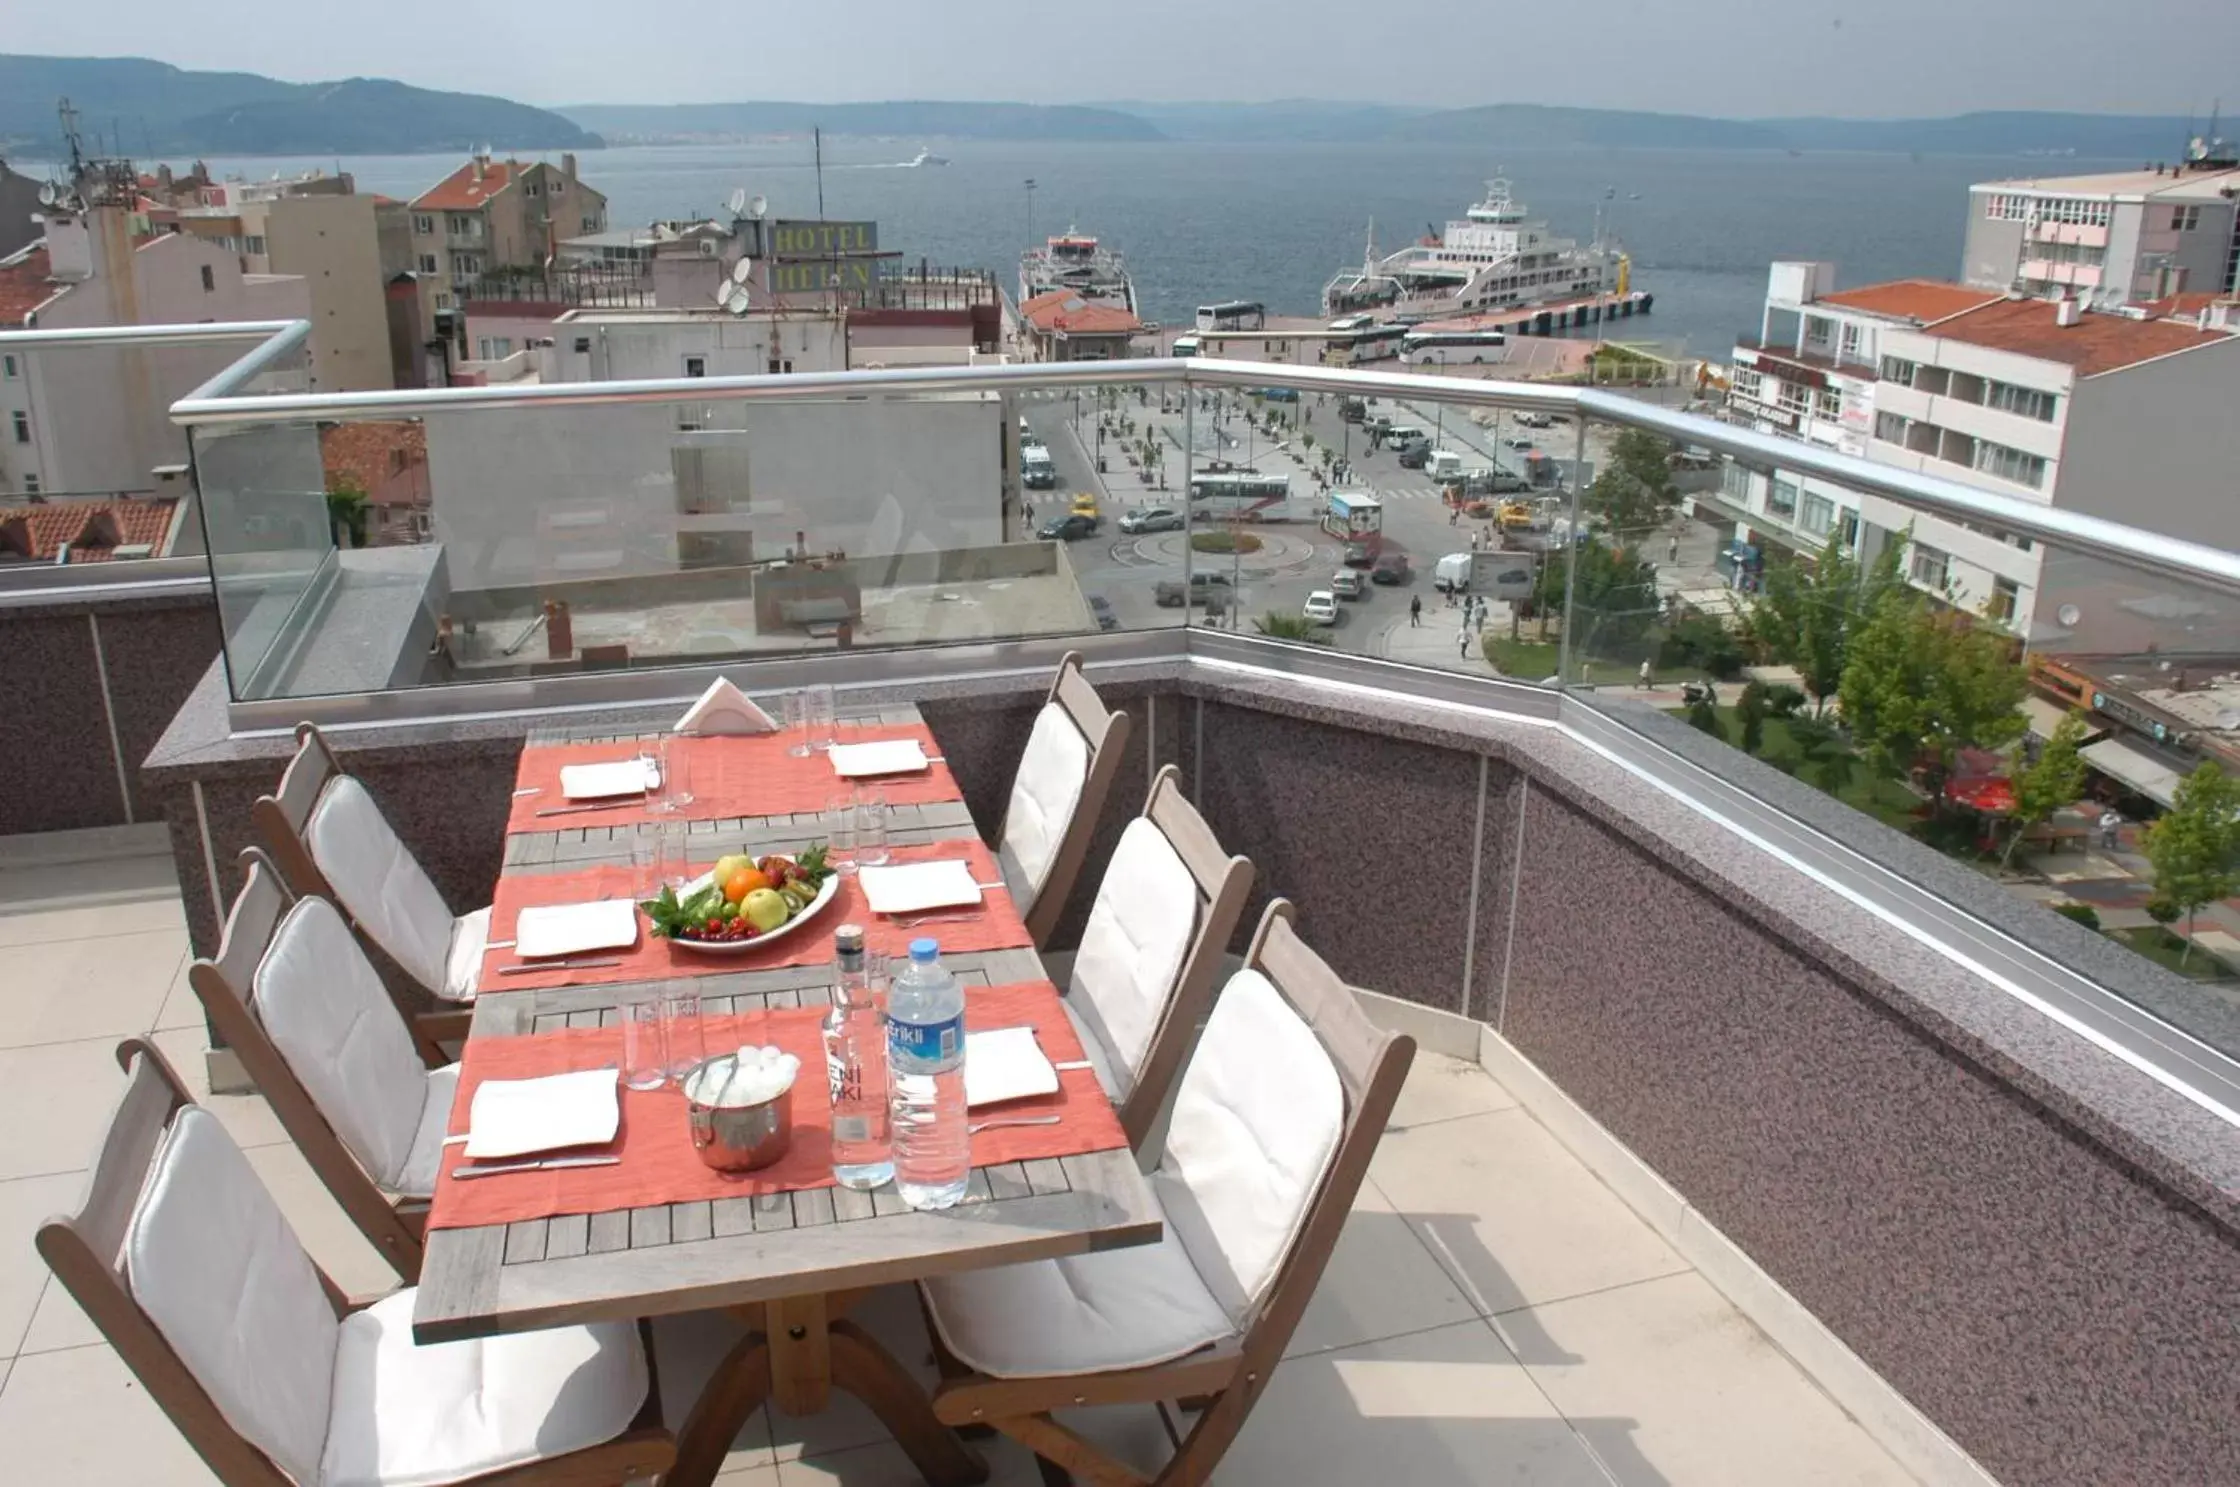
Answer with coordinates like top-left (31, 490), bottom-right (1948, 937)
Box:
top-left (0, 826), bottom-right (1922, 1487)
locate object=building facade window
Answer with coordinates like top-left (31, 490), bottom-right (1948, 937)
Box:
top-left (434, 291), bottom-right (453, 310)
top-left (1988, 578), bottom-right (2021, 625)
top-left (573, 337), bottom-right (592, 353)
top-left (582, 215), bottom-right (602, 234)
top-left (447, 214), bottom-right (479, 237)
top-left (1910, 543), bottom-right (1951, 591)
top-left (1973, 441), bottom-right (2048, 489)
top-left (1814, 387), bottom-right (1842, 420)
top-left (2, 353), bottom-right (14, 379)
top-left (1767, 478), bottom-right (1800, 519)
top-left (1800, 491), bottom-right (1836, 537)
top-left (1880, 355), bottom-right (1917, 387)
top-left (11, 411), bottom-right (28, 443)
top-left (1874, 410), bottom-right (1910, 443)
top-left (243, 235), bottom-right (267, 256)
top-left (684, 355), bottom-right (706, 378)
top-left (1984, 380), bottom-right (2058, 421)
top-left (1722, 460), bottom-right (1749, 501)
top-left (451, 253), bottom-right (483, 276)
top-left (1776, 381), bottom-right (1809, 415)
top-left (2174, 205), bottom-right (2201, 231)
top-left (21, 473), bottom-right (38, 494)
top-left (1839, 322), bottom-right (1863, 362)
top-left (199, 264), bottom-right (215, 293)
top-left (412, 214), bottom-right (435, 235)
top-left (1803, 316), bottom-right (1833, 349)
top-left (525, 182), bottom-right (542, 198)
top-left (1731, 368), bottom-right (1763, 402)
top-left (417, 254), bottom-right (439, 275)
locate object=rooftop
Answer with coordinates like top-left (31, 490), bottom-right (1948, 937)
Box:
top-left (0, 828), bottom-right (1921, 1487)
top-left (1814, 278), bottom-right (2004, 324)
top-left (1972, 164), bottom-right (2240, 201)
top-left (0, 248), bottom-right (62, 324)
top-left (0, 496), bottom-right (179, 563)
top-left (1926, 296), bottom-right (2238, 376)
top-left (411, 158), bottom-right (518, 213)
top-left (1019, 289), bottom-right (1143, 336)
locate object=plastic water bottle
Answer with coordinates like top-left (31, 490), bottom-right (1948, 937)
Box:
top-left (823, 925), bottom-right (893, 1191)
top-left (887, 936), bottom-right (969, 1210)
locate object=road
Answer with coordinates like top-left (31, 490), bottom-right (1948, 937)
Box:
top-left (1020, 385), bottom-right (1710, 678)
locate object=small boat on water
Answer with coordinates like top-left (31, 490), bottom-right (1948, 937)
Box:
top-left (906, 148), bottom-right (950, 167)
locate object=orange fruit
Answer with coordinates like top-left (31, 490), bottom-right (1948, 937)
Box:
top-left (723, 867), bottom-right (770, 903)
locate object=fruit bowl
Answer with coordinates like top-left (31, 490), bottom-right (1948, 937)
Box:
top-left (642, 849), bottom-right (842, 956)
top-left (668, 869), bottom-right (839, 955)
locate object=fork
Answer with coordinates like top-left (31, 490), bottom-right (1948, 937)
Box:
top-left (969, 1114), bottom-right (1063, 1136)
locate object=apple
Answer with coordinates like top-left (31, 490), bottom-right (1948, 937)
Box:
top-left (741, 887), bottom-right (790, 932)
top-left (711, 853), bottom-right (750, 885)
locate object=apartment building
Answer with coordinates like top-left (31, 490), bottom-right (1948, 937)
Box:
top-left (1961, 137), bottom-right (2240, 309)
top-left (0, 159), bottom-right (41, 259)
top-left (0, 203), bottom-right (308, 500)
top-left (1719, 261), bottom-right (2240, 641)
top-left (174, 186), bottom-right (393, 391)
top-left (407, 153), bottom-right (606, 336)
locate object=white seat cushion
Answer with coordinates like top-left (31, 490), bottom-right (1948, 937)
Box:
top-left (258, 898), bottom-right (437, 1193)
top-left (922, 1223), bottom-right (1234, 1379)
top-left (306, 775), bottom-right (457, 999)
top-left (127, 1107), bottom-right (339, 1487)
top-left (1068, 818), bottom-right (1198, 1091)
top-left (440, 907), bottom-right (491, 1003)
top-left (321, 1289), bottom-right (648, 1487)
top-left (1001, 701), bottom-right (1090, 899)
top-left (1156, 968), bottom-right (1345, 1323)
top-left (397, 1063), bottom-right (462, 1200)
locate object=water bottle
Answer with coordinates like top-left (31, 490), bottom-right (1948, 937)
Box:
top-left (887, 936), bottom-right (969, 1210)
top-left (823, 925), bottom-right (893, 1191)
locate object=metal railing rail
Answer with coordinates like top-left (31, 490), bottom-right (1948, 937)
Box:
top-left (154, 327), bottom-right (2240, 603)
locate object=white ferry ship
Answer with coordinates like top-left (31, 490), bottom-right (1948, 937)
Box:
top-left (1020, 229), bottom-right (1139, 317)
top-left (1322, 177), bottom-right (1634, 322)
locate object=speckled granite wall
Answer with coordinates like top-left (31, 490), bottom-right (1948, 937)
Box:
top-left (1502, 784), bottom-right (2240, 1486)
top-left (95, 599), bottom-right (224, 823)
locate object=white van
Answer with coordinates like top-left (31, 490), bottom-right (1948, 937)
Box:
top-left (1383, 424), bottom-right (1431, 447)
top-left (1427, 449), bottom-right (1464, 482)
top-left (1433, 552), bottom-right (1475, 593)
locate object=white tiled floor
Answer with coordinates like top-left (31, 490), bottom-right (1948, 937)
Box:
top-left (0, 833), bottom-right (1922, 1486)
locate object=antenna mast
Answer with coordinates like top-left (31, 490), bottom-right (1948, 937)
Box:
top-left (814, 126), bottom-right (826, 219)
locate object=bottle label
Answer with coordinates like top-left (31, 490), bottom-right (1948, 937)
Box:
top-left (833, 1113), bottom-right (872, 1143)
top-left (889, 1012), bottom-right (962, 1065)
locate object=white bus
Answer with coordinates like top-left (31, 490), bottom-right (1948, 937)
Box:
top-left (1189, 471), bottom-right (1297, 521)
top-left (1401, 329), bottom-right (1510, 365)
top-left (1195, 300), bottom-right (1267, 332)
top-left (1327, 313), bottom-right (1377, 333)
top-left (1322, 323), bottom-right (1407, 366)
top-left (1171, 334), bottom-right (1201, 357)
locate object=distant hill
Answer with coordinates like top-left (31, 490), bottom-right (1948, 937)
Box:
top-left (0, 55), bottom-right (600, 157)
top-left (1752, 111), bottom-right (2202, 161)
top-left (559, 100), bottom-right (1161, 144)
top-left (1090, 100), bottom-right (1432, 142)
top-left (1389, 104), bottom-right (1783, 150)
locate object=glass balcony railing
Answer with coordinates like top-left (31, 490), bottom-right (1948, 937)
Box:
top-left (163, 328), bottom-right (2240, 1075)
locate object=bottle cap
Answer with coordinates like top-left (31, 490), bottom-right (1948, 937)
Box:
top-left (908, 937), bottom-right (939, 962)
top-left (834, 923), bottom-right (866, 954)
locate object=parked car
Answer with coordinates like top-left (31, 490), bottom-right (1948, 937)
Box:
top-left (1372, 552), bottom-right (1412, 585)
top-left (1342, 542), bottom-right (1376, 569)
top-left (1338, 398), bottom-right (1369, 424)
top-left (1396, 441), bottom-right (1431, 470)
top-left (1153, 572), bottom-right (1234, 609)
top-left (1119, 506), bottom-right (1184, 534)
top-left (1506, 435), bottom-right (1538, 451)
top-left (1022, 464), bottom-right (1058, 490)
top-left (1516, 412), bottom-right (1554, 429)
top-left (1302, 590), bottom-right (1340, 626)
top-left (1330, 568), bottom-right (1367, 599)
top-left (1088, 596), bottom-right (1119, 632)
top-left (1257, 387), bottom-right (1300, 402)
top-left (1039, 513), bottom-right (1099, 541)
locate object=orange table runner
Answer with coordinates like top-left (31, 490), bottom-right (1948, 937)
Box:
top-left (427, 981), bottom-right (1124, 1231)
top-left (480, 838), bottom-right (1027, 993)
top-left (507, 725), bottom-right (962, 834)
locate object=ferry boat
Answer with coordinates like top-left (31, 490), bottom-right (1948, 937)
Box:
top-left (1322, 177), bottom-right (1633, 322)
top-left (1020, 229), bottom-right (1139, 317)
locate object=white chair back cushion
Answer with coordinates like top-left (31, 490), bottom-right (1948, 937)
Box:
top-left (1155, 967), bottom-right (1345, 1324)
top-left (127, 1106), bottom-right (339, 1486)
top-left (306, 775), bottom-right (454, 996)
top-left (1002, 701), bottom-right (1090, 897)
top-left (1068, 817), bottom-right (1198, 1086)
top-left (258, 897), bottom-right (434, 1192)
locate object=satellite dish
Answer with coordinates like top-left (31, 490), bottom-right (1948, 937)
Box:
top-left (2057, 603), bottom-right (2082, 627)
top-left (731, 257), bottom-right (753, 285)
top-left (713, 280), bottom-right (733, 308)
top-left (38, 182), bottom-right (58, 207)
top-left (727, 287), bottom-right (752, 314)
top-left (750, 194), bottom-right (768, 219)
top-left (727, 187), bottom-right (748, 217)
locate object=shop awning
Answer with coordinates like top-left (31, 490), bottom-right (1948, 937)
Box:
top-left (2079, 736), bottom-right (2187, 808)
top-left (2022, 695), bottom-right (2106, 743)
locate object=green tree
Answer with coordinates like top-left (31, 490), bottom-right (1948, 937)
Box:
top-left (1735, 679), bottom-right (1770, 756)
top-left (1783, 713), bottom-right (1859, 796)
top-left (2002, 711), bottom-right (2091, 868)
top-left (1582, 430), bottom-right (1677, 535)
top-left (324, 478), bottom-right (369, 549)
top-left (1538, 537), bottom-right (1662, 652)
top-left (1748, 534), bottom-right (1904, 714)
top-left (1252, 612), bottom-right (1333, 646)
top-left (1685, 697), bottom-right (1725, 740)
top-left (2142, 762), bottom-right (2240, 966)
top-left (1836, 589), bottom-right (2028, 804)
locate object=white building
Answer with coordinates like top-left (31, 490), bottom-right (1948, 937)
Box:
top-left (1720, 262), bottom-right (2240, 641)
top-left (1961, 139), bottom-right (2240, 310)
top-left (0, 204), bottom-right (309, 499)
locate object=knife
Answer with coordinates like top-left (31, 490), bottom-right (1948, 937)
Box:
top-left (535, 797), bottom-right (645, 818)
top-left (496, 957), bottom-right (623, 976)
top-left (452, 1154), bottom-right (622, 1180)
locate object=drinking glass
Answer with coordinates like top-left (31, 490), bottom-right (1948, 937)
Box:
top-left (853, 788), bottom-right (891, 868)
top-left (619, 997), bottom-right (667, 1092)
top-left (662, 987), bottom-right (706, 1082)
top-left (825, 790), bottom-right (860, 876)
top-left (804, 684), bottom-right (837, 753)
top-left (783, 691), bottom-right (815, 758)
top-left (658, 735), bottom-right (697, 811)
top-left (629, 822), bottom-right (672, 902)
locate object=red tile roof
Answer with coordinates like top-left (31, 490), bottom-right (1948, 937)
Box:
top-left (320, 422), bottom-right (429, 508)
top-left (0, 249), bottom-right (64, 324)
top-left (1020, 288), bottom-right (1142, 336)
top-left (2135, 290), bottom-right (2238, 319)
top-left (1816, 279), bottom-right (2004, 325)
top-left (1928, 298), bottom-right (2237, 377)
top-left (0, 497), bottom-right (180, 563)
top-left (411, 159), bottom-right (516, 212)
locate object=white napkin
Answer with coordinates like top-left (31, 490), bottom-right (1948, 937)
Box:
top-left (964, 1027), bottom-right (1060, 1108)
top-left (464, 1069), bottom-right (621, 1160)
top-left (676, 677), bottom-right (777, 736)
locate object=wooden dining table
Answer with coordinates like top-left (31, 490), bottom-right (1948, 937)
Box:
top-left (411, 704), bottom-right (1164, 1487)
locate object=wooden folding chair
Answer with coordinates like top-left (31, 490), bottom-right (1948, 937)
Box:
top-left (996, 652), bottom-right (1134, 948)
top-left (36, 1038), bottom-right (674, 1487)
top-left (1061, 764), bottom-right (1254, 1152)
top-left (921, 900), bottom-right (1416, 1486)
top-left (252, 720), bottom-right (492, 1008)
top-left (186, 851), bottom-right (463, 1281)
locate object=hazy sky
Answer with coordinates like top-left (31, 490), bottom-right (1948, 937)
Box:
top-left (15, 0), bottom-right (2240, 117)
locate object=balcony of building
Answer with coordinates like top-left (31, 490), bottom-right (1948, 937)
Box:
top-left (0, 326), bottom-right (2235, 1487)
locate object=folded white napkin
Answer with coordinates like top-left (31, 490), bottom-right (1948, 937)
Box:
top-left (676, 677), bottom-right (777, 736)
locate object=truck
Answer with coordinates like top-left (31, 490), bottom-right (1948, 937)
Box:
top-left (1434, 549), bottom-right (1541, 599)
top-left (1426, 449), bottom-right (1464, 483)
top-left (1021, 445), bottom-right (1057, 490)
